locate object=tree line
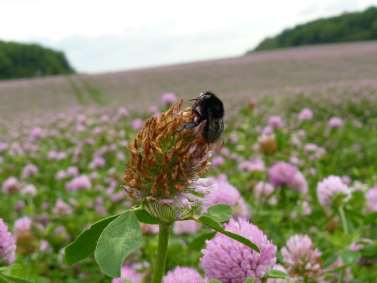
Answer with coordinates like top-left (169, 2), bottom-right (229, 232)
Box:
top-left (0, 40), bottom-right (75, 80)
top-left (249, 6), bottom-right (377, 52)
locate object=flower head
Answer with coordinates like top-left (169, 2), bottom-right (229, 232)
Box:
top-left (56, 170), bottom-right (67, 180)
top-left (39, 240), bottom-right (52, 253)
top-left (140, 223), bottom-right (160, 234)
top-left (0, 142), bottom-right (8, 152)
top-left (90, 156), bottom-right (106, 169)
top-left (201, 218), bottom-right (276, 283)
top-left (268, 116), bottom-right (284, 129)
top-left (131, 119), bottom-right (144, 130)
top-left (281, 234), bottom-right (322, 280)
top-left (258, 134), bottom-right (278, 155)
top-left (22, 184), bottom-right (37, 196)
top-left (202, 175), bottom-right (250, 219)
top-left (163, 266), bottom-right (204, 283)
top-left (0, 218), bottom-right (16, 265)
top-left (298, 108), bottom-right (313, 121)
top-left (268, 162), bottom-right (296, 187)
top-left (316, 176), bottom-right (350, 208)
top-left (53, 199), bottom-right (73, 215)
top-left (124, 101), bottom-right (213, 221)
top-left (48, 150), bottom-right (67, 160)
top-left (366, 187), bottom-right (377, 212)
top-left (29, 127), bottom-right (45, 141)
top-left (22, 164), bottom-right (38, 178)
top-left (65, 175), bottom-right (91, 191)
top-left (112, 264), bottom-right (143, 283)
top-left (300, 200), bottom-right (312, 215)
top-left (328, 117), bottom-right (344, 128)
top-left (268, 162), bottom-right (308, 193)
top-left (13, 217), bottom-right (32, 236)
top-left (254, 181), bottom-right (275, 200)
top-left (2, 177), bottom-right (20, 194)
top-left (173, 220), bottom-right (201, 235)
top-left (117, 107), bottom-right (129, 117)
top-left (161, 92), bottom-right (177, 106)
top-left (288, 171), bottom-right (308, 194)
top-left (211, 155), bottom-right (225, 167)
top-left (229, 133), bottom-right (238, 144)
top-left (66, 166), bottom-right (79, 177)
top-left (148, 105), bottom-right (159, 115)
top-left (13, 216), bottom-right (38, 255)
top-left (239, 158), bottom-right (265, 173)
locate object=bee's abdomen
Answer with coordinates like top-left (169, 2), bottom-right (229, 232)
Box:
top-left (202, 120), bottom-right (223, 143)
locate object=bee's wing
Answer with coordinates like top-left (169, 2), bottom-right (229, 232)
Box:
top-left (218, 118), bottom-right (224, 135)
top-left (209, 118), bottom-right (224, 152)
top-left (208, 117), bottom-right (223, 134)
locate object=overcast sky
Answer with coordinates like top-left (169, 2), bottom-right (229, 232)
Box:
top-left (1, 0), bottom-right (376, 73)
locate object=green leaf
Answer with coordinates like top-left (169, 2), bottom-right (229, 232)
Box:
top-left (207, 204), bottom-right (232, 223)
top-left (64, 214), bottom-right (119, 264)
top-left (360, 241), bottom-right (377, 259)
top-left (198, 215), bottom-right (224, 231)
top-left (0, 273), bottom-right (31, 283)
top-left (188, 231), bottom-right (216, 250)
top-left (0, 275), bottom-right (8, 283)
top-left (0, 264), bottom-right (35, 283)
top-left (340, 250), bottom-right (360, 265)
top-left (365, 212), bottom-right (377, 224)
top-left (265, 269), bottom-right (288, 279)
top-left (323, 254), bottom-right (338, 268)
top-left (135, 209), bottom-right (159, 224)
top-left (222, 230), bottom-right (259, 252)
top-left (5, 264), bottom-right (35, 283)
top-left (243, 278), bottom-right (256, 283)
top-left (0, 263), bottom-right (46, 283)
top-left (197, 215), bottom-right (259, 252)
top-left (95, 211), bottom-right (143, 277)
top-left (208, 280), bottom-right (222, 283)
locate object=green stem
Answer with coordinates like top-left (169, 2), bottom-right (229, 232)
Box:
top-left (338, 206), bottom-right (349, 234)
top-left (152, 222), bottom-right (171, 283)
top-left (338, 269), bottom-right (344, 283)
top-left (280, 187), bottom-right (287, 208)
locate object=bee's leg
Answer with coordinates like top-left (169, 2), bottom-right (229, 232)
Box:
top-left (178, 120), bottom-right (201, 131)
top-left (178, 108), bottom-right (203, 131)
top-left (182, 122), bottom-right (199, 129)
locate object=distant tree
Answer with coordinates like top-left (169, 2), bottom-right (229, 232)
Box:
top-left (248, 6), bottom-right (377, 53)
top-left (0, 40), bottom-right (75, 80)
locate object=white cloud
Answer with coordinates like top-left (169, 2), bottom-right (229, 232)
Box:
top-left (1, 0), bottom-right (376, 72)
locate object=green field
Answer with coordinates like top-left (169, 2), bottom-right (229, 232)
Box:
top-left (1, 42), bottom-right (377, 283)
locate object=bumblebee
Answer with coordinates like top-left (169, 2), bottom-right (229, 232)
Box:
top-left (184, 91), bottom-right (224, 143)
